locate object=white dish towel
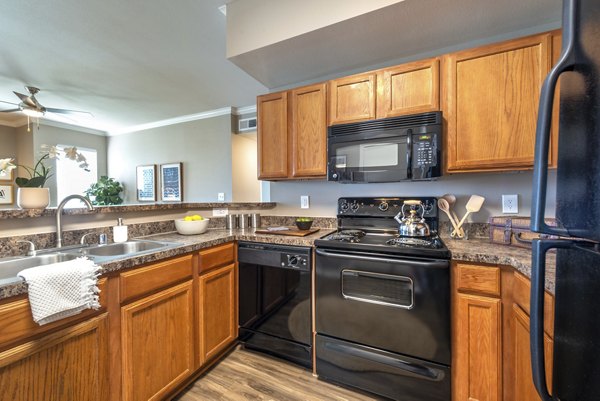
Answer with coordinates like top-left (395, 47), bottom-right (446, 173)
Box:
top-left (18, 257), bottom-right (101, 325)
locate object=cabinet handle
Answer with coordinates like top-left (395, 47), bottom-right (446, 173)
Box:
top-left (531, 0), bottom-right (577, 236)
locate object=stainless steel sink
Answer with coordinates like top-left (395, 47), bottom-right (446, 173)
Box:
top-left (0, 253), bottom-right (80, 284)
top-left (77, 240), bottom-right (174, 258)
top-left (0, 239), bottom-right (180, 286)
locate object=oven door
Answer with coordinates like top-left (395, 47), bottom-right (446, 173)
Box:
top-left (328, 135), bottom-right (409, 182)
top-left (315, 248), bottom-right (450, 365)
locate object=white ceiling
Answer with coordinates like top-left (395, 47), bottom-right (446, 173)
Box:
top-left (0, 0), bottom-right (562, 134)
top-left (0, 0), bottom-right (267, 132)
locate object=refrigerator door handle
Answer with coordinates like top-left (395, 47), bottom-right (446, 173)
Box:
top-left (530, 239), bottom-right (574, 401)
top-left (531, 0), bottom-right (578, 236)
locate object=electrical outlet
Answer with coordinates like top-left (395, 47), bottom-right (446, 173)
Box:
top-left (300, 196), bottom-right (310, 209)
top-left (218, 192), bottom-right (225, 201)
top-left (502, 194), bottom-right (519, 214)
top-left (212, 208), bottom-right (228, 217)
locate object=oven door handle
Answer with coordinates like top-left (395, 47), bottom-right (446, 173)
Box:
top-left (324, 341), bottom-right (445, 381)
top-left (316, 248), bottom-right (445, 267)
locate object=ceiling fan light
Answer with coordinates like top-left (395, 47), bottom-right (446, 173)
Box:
top-left (21, 108), bottom-right (44, 118)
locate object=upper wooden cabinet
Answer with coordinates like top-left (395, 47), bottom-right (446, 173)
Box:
top-left (377, 58), bottom-right (440, 119)
top-left (257, 91), bottom-right (289, 180)
top-left (257, 83), bottom-right (327, 180)
top-left (444, 32), bottom-right (554, 172)
top-left (291, 83), bottom-right (328, 177)
top-left (329, 72), bottom-right (376, 125)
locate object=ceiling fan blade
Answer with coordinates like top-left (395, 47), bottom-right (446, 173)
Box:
top-left (13, 91), bottom-right (36, 108)
top-left (46, 107), bottom-right (93, 117)
top-left (0, 108), bottom-right (21, 113)
top-left (0, 100), bottom-right (19, 106)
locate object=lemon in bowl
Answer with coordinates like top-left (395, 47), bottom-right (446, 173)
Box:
top-left (175, 215), bottom-right (210, 235)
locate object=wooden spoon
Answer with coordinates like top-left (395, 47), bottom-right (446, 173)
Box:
top-left (437, 198), bottom-right (464, 238)
top-left (441, 194), bottom-right (464, 237)
top-left (454, 195), bottom-right (486, 236)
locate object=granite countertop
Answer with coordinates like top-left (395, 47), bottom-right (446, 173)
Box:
top-left (0, 229), bottom-right (554, 301)
top-left (0, 228), bottom-right (334, 300)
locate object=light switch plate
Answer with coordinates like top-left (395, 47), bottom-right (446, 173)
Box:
top-left (502, 194), bottom-right (518, 214)
top-left (213, 208), bottom-right (228, 217)
top-left (218, 192), bottom-right (225, 201)
top-left (300, 196), bottom-right (310, 209)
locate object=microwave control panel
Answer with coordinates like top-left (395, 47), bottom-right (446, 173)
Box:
top-left (413, 134), bottom-right (437, 167)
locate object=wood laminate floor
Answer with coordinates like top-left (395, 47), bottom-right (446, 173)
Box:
top-left (175, 347), bottom-right (384, 401)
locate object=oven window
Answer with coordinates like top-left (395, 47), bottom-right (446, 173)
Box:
top-left (341, 270), bottom-right (413, 309)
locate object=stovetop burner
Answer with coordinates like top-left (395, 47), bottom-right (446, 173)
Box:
top-left (386, 237), bottom-right (436, 247)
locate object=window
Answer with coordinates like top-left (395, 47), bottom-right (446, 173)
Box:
top-left (56, 146), bottom-right (97, 207)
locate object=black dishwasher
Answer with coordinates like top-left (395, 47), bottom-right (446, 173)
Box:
top-left (238, 242), bottom-right (312, 368)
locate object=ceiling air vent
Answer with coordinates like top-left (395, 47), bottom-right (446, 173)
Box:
top-left (238, 117), bottom-right (257, 133)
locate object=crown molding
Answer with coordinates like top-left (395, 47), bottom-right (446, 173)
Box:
top-left (39, 119), bottom-right (108, 136)
top-left (108, 107), bottom-right (234, 136)
top-left (234, 105), bottom-right (256, 115)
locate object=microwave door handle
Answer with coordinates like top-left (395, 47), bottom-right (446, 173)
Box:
top-left (531, 0), bottom-right (577, 236)
top-left (406, 129), bottom-right (413, 179)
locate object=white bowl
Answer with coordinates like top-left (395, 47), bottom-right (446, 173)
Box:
top-left (174, 218), bottom-right (210, 235)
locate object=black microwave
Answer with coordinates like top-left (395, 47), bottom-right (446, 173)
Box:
top-left (327, 112), bottom-right (442, 183)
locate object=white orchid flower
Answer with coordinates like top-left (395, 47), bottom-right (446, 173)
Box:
top-left (0, 158), bottom-right (16, 173)
top-left (64, 146), bottom-right (79, 160)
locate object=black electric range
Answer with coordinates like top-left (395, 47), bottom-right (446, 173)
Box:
top-left (315, 197), bottom-right (451, 401)
top-left (314, 196), bottom-right (450, 259)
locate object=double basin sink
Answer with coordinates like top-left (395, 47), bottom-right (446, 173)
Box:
top-left (0, 239), bottom-right (181, 285)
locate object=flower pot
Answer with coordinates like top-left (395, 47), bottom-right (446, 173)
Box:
top-left (17, 187), bottom-right (50, 209)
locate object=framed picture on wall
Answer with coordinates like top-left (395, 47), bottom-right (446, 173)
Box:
top-left (160, 162), bottom-right (183, 202)
top-left (0, 184), bottom-right (14, 205)
top-left (136, 164), bottom-right (157, 202)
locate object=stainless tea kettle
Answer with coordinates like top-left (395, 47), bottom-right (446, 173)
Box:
top-left (394, 200), bottom-right (431, 237)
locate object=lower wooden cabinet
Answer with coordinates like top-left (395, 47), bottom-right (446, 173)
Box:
top-left (121, 280), bottom-right (194, 401)
top-left (453, 262), bottom-right (555, 401)
top-left (454, 293), bottom-right (502, 401)
top-left (198, 263), bottom-right (238, 364)
top-left (0, 313), bottom-right (109, 401)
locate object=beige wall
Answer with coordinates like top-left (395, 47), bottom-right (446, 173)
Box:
top-left (232, 131), bottom-right (260, 202)
top-left (107, 115), bottom-right (234, 203)
top-left (226, 0), bottom-right (402, 57)
top-left (0, 125), bottom-right (17, 159)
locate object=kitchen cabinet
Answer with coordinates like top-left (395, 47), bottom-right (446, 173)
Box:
top-left (198, 263), bottom-right (237, 364)
top-left (453, 263), bottom-right (502, 401)
top-left (444, 32), bottom-right (555, 172)
top-left (0, 314), bottom-right (110, 401)
top-left (257, 83), bottom-right (327, 180)
top-left (257, 91), bottom-right (289, 179)
top-left (452, 262), bottom-right (555, 401)
top-left (119, 255), bottom-right (195, 401)
top-left (329, 71), bottom-right (376, 125)
top-left (376, 57), bottom-right (440, 118)
top-left (198, 243), bottom-right (237, 365)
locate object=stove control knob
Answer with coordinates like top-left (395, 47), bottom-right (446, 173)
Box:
top-left (340, 201), bottom-right (349, 212)
top-left (350, 202), bottom-right (360, 212)
top-left (378, 201), bottom-right (389, 211)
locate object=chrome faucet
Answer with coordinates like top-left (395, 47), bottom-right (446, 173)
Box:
top-left (56, 195), bottom-right (94, 248)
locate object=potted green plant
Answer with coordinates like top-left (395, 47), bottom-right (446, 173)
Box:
top-left (85, 176), bottom-right (124, 205)
top-left (0, 145), bottom-right (90, 209)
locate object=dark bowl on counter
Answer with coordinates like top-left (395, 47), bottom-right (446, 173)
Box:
top-left (295, 218), bottom-right (313, 230)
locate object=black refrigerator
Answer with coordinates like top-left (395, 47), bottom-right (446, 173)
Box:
top-left (530, 0), bottom-right (600, 400)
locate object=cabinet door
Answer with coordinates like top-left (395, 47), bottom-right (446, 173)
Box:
top-left (377, 58), bottom-right (440, 118)
top-left (512, 304), bottom-right (553, 400)
top-left (290, 83), bottom-right (327, 178)
top-left (121, 281), bottom-right (194, 401)
top-left (454, 293), bottom-right (502, 401)
top-left (329, 72), bottom-right (376, 125)
top-left (0, 314), bottom-right (109, 401)
top-left (198, 263), bottom-right (237, 365)
top-left (445, 33), bottom-right (552, 172)
top-left (257, 91), bottom-right (289, 179)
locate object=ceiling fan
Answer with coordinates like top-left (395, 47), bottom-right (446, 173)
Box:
top-left (0, 86), bottom-right (93, 119)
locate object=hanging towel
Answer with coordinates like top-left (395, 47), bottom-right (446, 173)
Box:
top-left (18, 257), bottom-right (101, 325)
